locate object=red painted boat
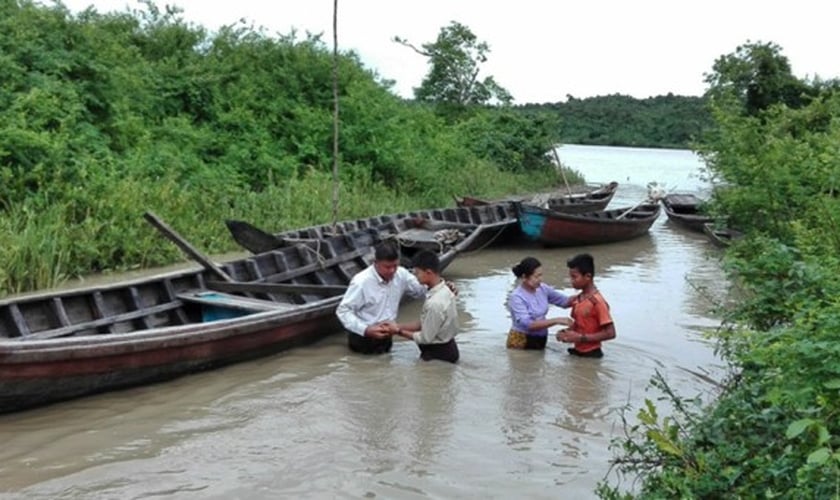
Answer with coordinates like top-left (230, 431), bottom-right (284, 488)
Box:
top-left (516, 201), bottom-right (661, 247)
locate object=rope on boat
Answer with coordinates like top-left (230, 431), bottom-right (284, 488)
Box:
top-left (295, 238), bottom-right (328, 268)
top-left (387, 228), bottom-right (466, 254)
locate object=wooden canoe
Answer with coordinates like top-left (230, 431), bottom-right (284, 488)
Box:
top-left (226, 203), bottom-right (519, 256)
top-left (0, 222), bottom-right (484, 413)
top-left (455, 181), bottom-right (619, 214)
top-left (516, 201), bottom-right (661, 247)
top-left (661, 193), bottom-right (713, 232)
top-left (702, 222), bottom-right (744, 248)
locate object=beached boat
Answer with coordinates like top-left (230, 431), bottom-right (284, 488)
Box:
top-left (661, 193), bottom-right (712, 232)
top-left (702, 222), bottom-right (744, 248)
top-left (226, 203), bottom-right (519, 256)
top-left (0, 219), bottom-right (483, 414)
top-left (515, 201), bottom-right (661, 247)
top-left (455, 181), bottom-right (618, 214)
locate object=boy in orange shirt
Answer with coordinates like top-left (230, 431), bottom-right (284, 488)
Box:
top-left (556, 253), bottom-right (616, 358)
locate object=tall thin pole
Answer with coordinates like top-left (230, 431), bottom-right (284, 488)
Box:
top-left (331, 0), bottom-right (340, 232)
top-left (551, 145), bottom-right (573, 197)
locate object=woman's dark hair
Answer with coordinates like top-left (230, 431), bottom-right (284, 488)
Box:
top-left (512, 257), bottom-right (541, 278)
top-left (567, 253), bottom-right (595, 276)
top-left (374, 241), bottom-right (400, 261)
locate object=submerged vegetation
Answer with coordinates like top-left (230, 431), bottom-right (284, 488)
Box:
top-left (0, 2), bottom-right (578, 296)
top-left (598, 41), bottom-right (840, 498)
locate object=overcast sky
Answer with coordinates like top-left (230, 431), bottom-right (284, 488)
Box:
top-left (61, 0), bottom-right (838, 104)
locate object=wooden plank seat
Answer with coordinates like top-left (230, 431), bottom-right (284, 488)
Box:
top-left (20, 301), bottom-right (186, 341)
top-left (176, 290), bottom-right (298, 313)
top-left (206, 281), bottom-right (347, 296)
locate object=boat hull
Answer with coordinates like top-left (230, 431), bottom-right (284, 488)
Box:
top-left (661, 193), bottom-right (712, 232)
top-left (0, 302), bottom-right (340, 412)
top-left (702, 222), bottom-right (743, 247)
top-left (517, 203), bottom-right (661, 247)
top-left (227, 203), bottom-right (521, 255)
top-left (455, 182), bottom-right (619, 214)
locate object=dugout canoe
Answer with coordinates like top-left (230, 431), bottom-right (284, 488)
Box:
top-left (455, 181), bottom-right (618, 214)
top-left (225, 203), bottom-right (519, 256)
top-left (661, 193), bottom-right (713, 232)
top-left (702, 222), bottom-right (744, 248)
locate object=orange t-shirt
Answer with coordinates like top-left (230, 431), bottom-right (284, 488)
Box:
top-left (570, 291), bottom-right (612, 353)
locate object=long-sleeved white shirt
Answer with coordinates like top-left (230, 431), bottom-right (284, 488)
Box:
top-left (413, 281), bottom-right (459, 345)
top-left (336, 265), bottom-right (426, 335)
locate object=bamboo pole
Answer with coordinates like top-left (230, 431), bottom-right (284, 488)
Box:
top-left (143, 212), bottom-right (235, 283)
top-left (550, 145), bottom-right (573, 197)
top-left (331, 0), bottom-right (340, 234)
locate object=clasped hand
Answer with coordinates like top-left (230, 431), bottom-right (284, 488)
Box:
top-left (365, 321), bottom-right (399, 339)
top-left (556, 328), bottom-right (579, 343)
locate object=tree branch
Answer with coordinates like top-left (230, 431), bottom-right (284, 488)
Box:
top-left (393, 36), bottom-right (431, 57)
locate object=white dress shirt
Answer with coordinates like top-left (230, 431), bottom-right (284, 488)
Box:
top-left (336, 265), bottom-right (426, 335)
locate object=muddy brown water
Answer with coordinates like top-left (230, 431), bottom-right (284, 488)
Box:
top-left (0, 145), bottom-right (728, 499)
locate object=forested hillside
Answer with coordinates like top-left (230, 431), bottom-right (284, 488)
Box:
top-left (522, 94), bottom-right (713, 149)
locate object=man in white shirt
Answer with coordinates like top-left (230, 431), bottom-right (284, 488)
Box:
top-left (336, 241), bottom-right (427, 354)
top-left (391, 250), bottom-right (460, 363)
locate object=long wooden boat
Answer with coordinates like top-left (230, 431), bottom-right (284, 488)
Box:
top-left (702, 222), bottom-right (744, 248)
top-left (515, 201), bottom-right (661, 247)
top-left (661, 193), bottom-right (712, 232)
top-left (225, 203), bottom-right (519, 256)
top-left (455, 181), bottom-right (618, 214)
top-left (0, 221), bottom-right (483, 414)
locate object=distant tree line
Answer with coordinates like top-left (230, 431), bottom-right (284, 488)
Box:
top-left (519, 94), bottom-right (714, 149)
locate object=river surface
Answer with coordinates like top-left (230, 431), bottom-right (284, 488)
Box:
top-left (0, 145), bottom-right (728, 499)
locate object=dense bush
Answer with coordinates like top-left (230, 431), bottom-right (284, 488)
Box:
top-left (0, 0), bottom-right (575, 295)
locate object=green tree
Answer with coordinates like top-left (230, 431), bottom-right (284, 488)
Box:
top-left (703, 40), bottom-right (813, 115)
top-left (394, 21), bottom-right (511, 115)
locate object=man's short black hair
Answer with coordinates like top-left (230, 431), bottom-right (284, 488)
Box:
top-left (567, 253), bottom-right (595, 276)
top-left (411, 250), bottom-right (440, 273)
top-left (374, 241), bottom-right (400, 261)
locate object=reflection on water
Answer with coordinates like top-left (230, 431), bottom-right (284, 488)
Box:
top-left (0, 146), bottom-right (728, 499)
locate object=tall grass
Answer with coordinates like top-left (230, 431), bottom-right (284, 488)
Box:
top-left (0, 162), bottom-right (579, 297)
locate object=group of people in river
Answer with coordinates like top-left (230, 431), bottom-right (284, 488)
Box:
top-left (335, 241), bottom-right (616, 364)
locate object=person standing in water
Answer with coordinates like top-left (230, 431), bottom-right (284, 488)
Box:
top-left (336, 241), bottom-right (427, 354)
top-left (506, 257), bottom-right (572, 350)
top-left (556, 253), bottom-right (616, 358)
top-left (390, 250), bottom-right (459, 363)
